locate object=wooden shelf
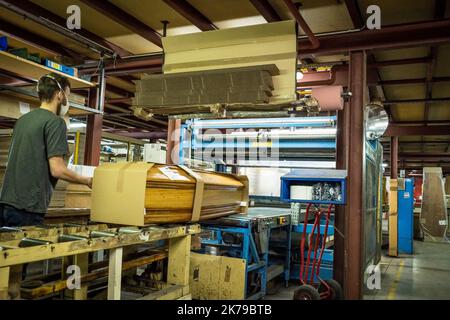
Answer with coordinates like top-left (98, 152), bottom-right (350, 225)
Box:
top-left (0, 84), bottom-right (102, 116)
top-left (0, 50), bottom-right (95, 89)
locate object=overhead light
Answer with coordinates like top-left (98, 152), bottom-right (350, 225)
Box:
top-left (296, 71), bottom-right (304, 80)
top-left (382, 163), bottom-right (388, 168)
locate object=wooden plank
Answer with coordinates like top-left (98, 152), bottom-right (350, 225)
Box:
top-left (0, 223), bottom-right (108, 242)
top-left (107, 247), bottom-right (123, 300)
top-left (167, 235), bottom-right (191, 286)
top-left (138, 284), bottom-right (187, 300)
top-left (0, 224), bottom-right (200, 267)
top-left (73, 253), bottom-right (89, 300)
top-left (21, 252), bottom-right (168, 299)
top-left (0, 51), bottom-right (94, 89)
top-left (0, 267), bottom-right (10, 300)
top-left (389, 179), bottom-right (398, 257)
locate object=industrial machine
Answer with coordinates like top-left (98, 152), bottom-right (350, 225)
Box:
top-left (398, 178), bottom-right (414, 254)
top-left (280, 169), bottom-right (347, 300)
top-left (197, 207), bottom-right (291, 299)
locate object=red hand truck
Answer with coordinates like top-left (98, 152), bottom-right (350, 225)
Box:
top-left (293, 203), bottom-right (343, 300)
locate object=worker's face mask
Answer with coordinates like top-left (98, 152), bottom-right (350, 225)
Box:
top-left (57, 89), bottom-right (70, 117)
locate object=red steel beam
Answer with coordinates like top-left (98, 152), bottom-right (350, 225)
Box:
top-left (345, 51), bottom-right (366, 300)
top-left (344, 0), bottom-right (365, 28)
top-left (390, 136), bottom-right (399, 179)
top-left (249, 0), bottom-right (282, 22)
top-left (84, 88), bottom-right (103, 166)
top-left (283, 0), bottom-right (320, 50)
top-left (384, 125), bottom-right (450, 136)
top-left (80, 0), bottom-right (162, 48)
top-left (163, 0), bottom-right (217, 31)
top-left (298, 19), bottom-right (450, 56)
top-left (0, 0), bottom-right (130, 57)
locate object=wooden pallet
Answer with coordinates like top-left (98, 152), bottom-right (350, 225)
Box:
top-left (0, 223), bottom-right (200, 300)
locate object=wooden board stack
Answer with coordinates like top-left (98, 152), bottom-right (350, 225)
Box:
top-left (144, 165), bottom-right (248, 224)
top-left (91, 163), bottom-right (249, 226)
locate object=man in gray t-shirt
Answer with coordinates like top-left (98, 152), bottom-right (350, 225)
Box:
top-left (0, 73), bottom-right (92, 227)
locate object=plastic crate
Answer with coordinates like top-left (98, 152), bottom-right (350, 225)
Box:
top-left (0, 37), bottom-right (7, 51)
top-left (9, 48), bottom-right (28, 59)
top-left (43, 59), bottom-right (76, 77)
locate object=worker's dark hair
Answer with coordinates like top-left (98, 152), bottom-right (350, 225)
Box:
top-left (37, 73), bottom-right (71, 103)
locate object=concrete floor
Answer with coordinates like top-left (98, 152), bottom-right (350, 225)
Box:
top-left (267, 240), bottom-right (450, 300)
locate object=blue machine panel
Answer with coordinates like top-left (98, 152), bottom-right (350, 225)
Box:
top-left (398, 178), bottom-right (414, 254)
top-left (280, 169), bottom-right (347, 205)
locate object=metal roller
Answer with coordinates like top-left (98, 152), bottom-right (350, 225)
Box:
top-left (118, 227), bottom-right (141, 234)
top-left (90, 231), bottom-right (117, 238)
top-left (58, 234), bottom-right (89, 243)
top-left (0, 227), bottom-right (22, 233)
top-left (19, 238), bottom-right (53, 248)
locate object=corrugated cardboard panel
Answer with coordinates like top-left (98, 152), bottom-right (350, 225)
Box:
top-left (190, 253), bottom-right (246, 300)
top-left (91, 162), bottom-right (154, 226)
top-left (421, 167), bottom-right (448, 240)
top-left (162, 20), bottom-right (297, 104)
top-left (388, 179), bottom-right (398, 257)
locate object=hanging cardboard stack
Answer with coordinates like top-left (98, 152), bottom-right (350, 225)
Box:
top-left (91, 162), bottom-right (249, 226)
top-left (133, 65), bottom-right (278, 114)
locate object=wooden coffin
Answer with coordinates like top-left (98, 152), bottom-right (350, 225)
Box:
top-left (91, 162), bottom-right (248, 226)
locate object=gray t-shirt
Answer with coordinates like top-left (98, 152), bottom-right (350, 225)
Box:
top-left (0, 108), bottom-right (69, 214)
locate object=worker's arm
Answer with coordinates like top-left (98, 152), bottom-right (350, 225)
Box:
top-left (49, 156), bottom-right (92, 188)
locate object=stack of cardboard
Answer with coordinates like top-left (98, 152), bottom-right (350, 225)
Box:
top-left (91, 163), bottom-right (249, 226)
top-left (133, 65), bottom-right (278, 114)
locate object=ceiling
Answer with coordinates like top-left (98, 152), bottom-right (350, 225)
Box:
top-left (0, 0), bottom-right (450, 172)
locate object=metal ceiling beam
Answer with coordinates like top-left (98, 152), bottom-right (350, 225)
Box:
top-left (384, 125), bottom-right (450, 136)
top-left (379, 76), bottom-right (450, 85)
top-left (344, 0), bottom-right (365, 29)
top-left (384, 98), bottom-right (450, 105)
top-left (283, 0), bottom-right (320, 50)
top-left (163, 0), bottom-right (217, 31)
top-left (0, 0), bottom-right (130, 57)
top-left (249, 0), bottom-right (282, 22)
top-left (78, 57), bottom-right (164, 75)
top-left (298, 19), bottom-right (450, 56)
top-left (80, 0), bottom-right (162, 48)
top-left (0, 18), bottom-right (79, 59)
top-left (369, 57), bottom-right (432, 68)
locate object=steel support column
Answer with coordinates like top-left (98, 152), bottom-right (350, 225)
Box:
top-left (390, 136), bottom-right (399, 179)
top-left (334, 102), bottom-right (350, 287)
top-left (166, 119), bottom-right (181, 165)
top-left (84, 88), bottom-right (103, 166)
top-left (345, 51), bottom-right (366, 299)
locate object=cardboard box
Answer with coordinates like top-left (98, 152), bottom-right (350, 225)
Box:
top-left (91, 162), bottom-right (248, 226)
top-left (190, 253), bottom-right (246, 300)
